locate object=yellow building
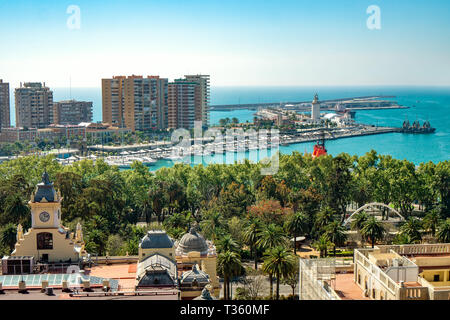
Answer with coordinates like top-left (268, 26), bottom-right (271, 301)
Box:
top-left (11, 172), bottom-right (86, 263)
top-left (135, 228), bottom-right (220, 299)
top-left (135, 230), bottom-right (178, 292)
top-left (175, 227), bottom-right (220, 299)
top-left (354, 244), bottom-right (450, 300)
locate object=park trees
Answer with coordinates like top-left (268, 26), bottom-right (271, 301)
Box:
top-left (437, 219), bottom-right (450, 243)
top-left (324, 154), bottom-right (353, 222)
top-left (433, 162), bottom-right (450, 217)
top-left (400, 217), bottom-right (423, 243)
top-left (313, 235), bottom-right (332, 258)
top-left (284, 212), bottom-right (308, 255)
top-left (390, 159), bottom-right (419, 218)
top-left (361, 216), bottom-right (386, 248)
top-left (262, 246), bottom-right (296, 300)
top-left (423, 209), bottom-right (441, 237)
top-left (324, 221), bottom-right (348, 256)
top-left (217, 250), bottom-right (243, 300)
top-left (243, 218), bottom-right (263, 270)
top-left (0, 223), bottom-right (17, 255)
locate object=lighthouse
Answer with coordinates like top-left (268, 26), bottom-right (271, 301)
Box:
top-left (311, 93), bottom-right (320, 121)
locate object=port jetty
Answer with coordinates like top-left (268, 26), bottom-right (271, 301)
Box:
top-left (210, 95), bottom-right (408, 111)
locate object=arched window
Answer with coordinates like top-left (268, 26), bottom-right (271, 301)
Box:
top-left (37, 232), bottom-right (53, 250)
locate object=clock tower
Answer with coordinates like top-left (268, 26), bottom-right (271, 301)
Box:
top-left (30, 172), bottom-right (62, 229)
top-left (11, 172), bottom-right (86, 263)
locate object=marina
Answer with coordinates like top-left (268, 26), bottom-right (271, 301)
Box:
top-left (42, 124), bottom-right (401, 169)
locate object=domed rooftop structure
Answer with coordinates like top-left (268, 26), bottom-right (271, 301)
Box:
top-left (140, 230), bottom-right (174, 249)
top-left (33, 172), bottom-right (57, 203)
top-left (177, 227), bottom-right (208, 255)
top-left (180, 264), bottom-right (210, 287)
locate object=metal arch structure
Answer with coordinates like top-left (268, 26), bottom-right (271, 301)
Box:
top-left (343, 202), bottom-right (405, 226)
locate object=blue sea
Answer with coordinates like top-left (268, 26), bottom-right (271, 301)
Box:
top-left (10, 86), bottom-right (450, 166)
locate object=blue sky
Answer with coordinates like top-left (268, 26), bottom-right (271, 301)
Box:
top-left (0, 0), bottom-right (449, 87)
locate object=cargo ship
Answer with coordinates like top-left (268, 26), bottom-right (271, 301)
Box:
top-left (400, 120), bottom-right (436, 134)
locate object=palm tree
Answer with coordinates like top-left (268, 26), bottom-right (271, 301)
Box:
top-left (360, 216), bottom-right (385, 248)
top-left (284, 212), bottom-right (308, 255)
top-left (217, 250), bottom-right (243, 300)
top-left (4, 195), bottom-right (30, 225)
top-left (350, 211), bottom-right (369, 232)
top-left (199, 210), bottom-right (225, 242)
top-left (400, 217), bottom-right (423, 243)
top-left (437, 219), bottom-right (450, 243)
top-left (257, 223), bottom-right (288, 252)
top-left (262, 246), bottom-right (296, 300)
top-left (324, 221), bottom-right (348, 256)
top-left (423, 209), bottom-right (441, 237)
top-left (314, 207), bottom-right (335, 233)
top-left (0, 223), bottom-right (17, 253)
top-left (312, 235), bottom-right (332, 258)
top-left (243, 218), bottom-right (263, 270)
top-left (217, 234), bottom-right (239, 254)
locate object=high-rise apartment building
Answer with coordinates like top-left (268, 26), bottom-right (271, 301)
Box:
top-left (102, 75), bottom-right (168, 132)
top-left (15, 82), bottom-right (53, 129)
top-left (0, 79), bottom-right (10, 129)
top-left (184, 75), bottom-right (210, 127)
top-left (53, 100), bottom-right (93, 125)
top-left (168, 79), bottom-right (201, 130)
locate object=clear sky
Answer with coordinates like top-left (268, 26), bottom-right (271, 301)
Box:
top-left (0, 0), bottom-right (449, 88)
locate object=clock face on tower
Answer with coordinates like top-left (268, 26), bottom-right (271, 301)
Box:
top-left (39, 211), bottom-right (50, 223)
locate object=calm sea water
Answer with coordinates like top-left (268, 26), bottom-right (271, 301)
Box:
top-left (10, 86), bottom-right (450, 166)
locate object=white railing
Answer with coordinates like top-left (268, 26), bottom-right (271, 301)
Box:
top-left (299, 259), bottom-right (340, 300)
top-left (378, 244), bottom-right (450, 255)
top-left (354, 250), bottom-right (398, 296)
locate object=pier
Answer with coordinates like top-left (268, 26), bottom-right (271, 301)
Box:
top-left (210, 95), bottom-right (398, 111)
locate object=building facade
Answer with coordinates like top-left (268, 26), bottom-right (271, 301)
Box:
top-left (53, 100), bottom-right (93, 125)
top-left (15, 82), bottom-right (54, 129)
top-left (11, 172), bottom-right (86, 263)
top-left (136, 228), bottom-right (220, 299)
top-left (0, 127), bottom-right (38, 143)
top-left (168, 79), bottom-right (200, 129)
top-left (0, 79), bottom-right (10, 129)
top-left (354, 244), bottom-right (450, 300)
top-left (184, 75), bottom-right (210, 127)
top-left (78, 122), bottom-right (131, 144)
top-left (102, 75), bottom-right (168, 132)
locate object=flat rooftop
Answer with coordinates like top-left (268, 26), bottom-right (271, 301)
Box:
top-left (0, 290), bottom-right (178, 300)
top-left (86, 263), bottom-right (137, 292)
top-left (332, 273), bottom-right (369, 300)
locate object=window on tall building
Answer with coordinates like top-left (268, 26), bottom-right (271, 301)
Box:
top-left (37, 232), bottom-right (53, 250)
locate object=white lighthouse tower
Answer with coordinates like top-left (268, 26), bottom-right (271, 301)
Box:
top-left (311, 93), bottom-right (320, 122)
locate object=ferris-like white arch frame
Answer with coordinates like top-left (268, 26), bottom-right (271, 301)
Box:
top-left (343, 202), bottom-right (405, 226)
